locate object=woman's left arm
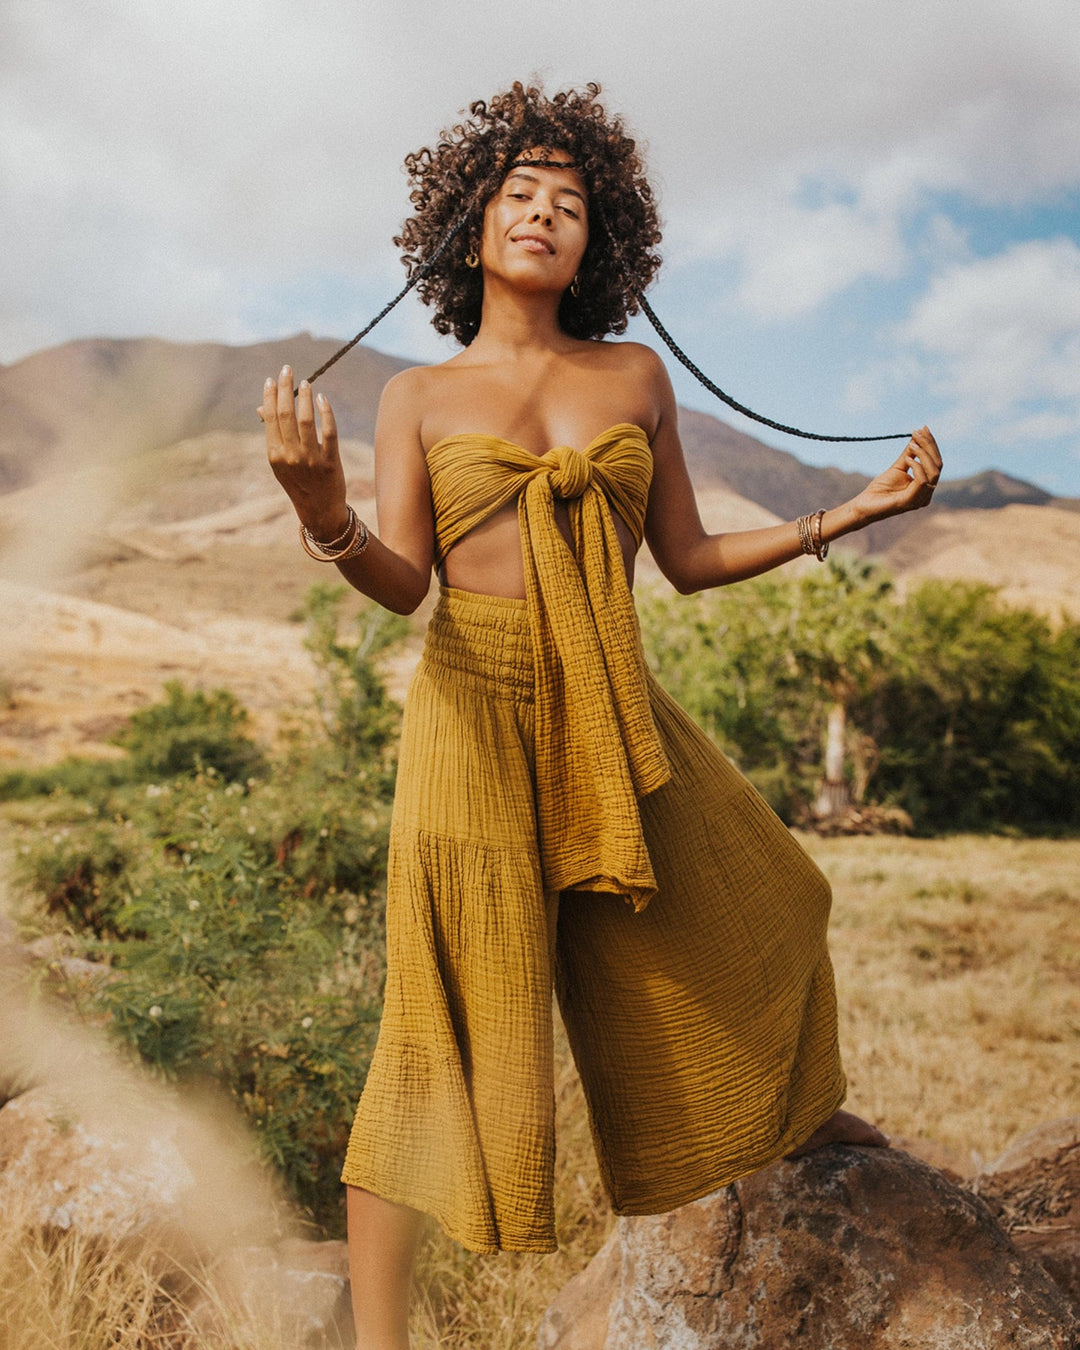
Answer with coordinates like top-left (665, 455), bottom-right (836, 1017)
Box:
top-left (643, 355), bottom-right (942, 594)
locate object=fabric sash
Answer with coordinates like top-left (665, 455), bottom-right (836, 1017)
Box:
top-left (426, 423), bottom-right (670, 910)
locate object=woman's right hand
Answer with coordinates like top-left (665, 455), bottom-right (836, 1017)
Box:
top-left (259, 365), bottom-right (350, 540)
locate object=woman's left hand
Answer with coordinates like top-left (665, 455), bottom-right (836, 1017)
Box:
top-left (851, 426), bottom-right (943, 524)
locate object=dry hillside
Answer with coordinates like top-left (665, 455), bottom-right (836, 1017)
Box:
top-left (1, 335), bottom-right (1077, 768)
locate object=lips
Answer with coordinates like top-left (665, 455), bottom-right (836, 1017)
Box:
top-left (512, 233), bottom-right (555, 254)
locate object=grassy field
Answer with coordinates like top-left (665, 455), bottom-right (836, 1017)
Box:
top-left (2, 832), bottom-right (1078, 1348)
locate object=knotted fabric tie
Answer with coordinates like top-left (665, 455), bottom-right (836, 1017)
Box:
top-left (426, 424), bottom-right (671, 910)
top-left (546, 445), bottom-right (593, 500)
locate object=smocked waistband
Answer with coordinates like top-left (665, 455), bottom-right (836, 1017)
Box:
top-left (421, 586), bottom-right (534, 696)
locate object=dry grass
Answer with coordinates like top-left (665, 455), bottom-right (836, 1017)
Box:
top-left (408, 833), bottom-right (1079, 1347)
top-left (1, 835), bottom-right (1077, 1348)
top-left (810, 833), bottom-right (1080, 1168)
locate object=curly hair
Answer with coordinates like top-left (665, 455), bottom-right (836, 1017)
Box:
top-left (395, 82), bottom-right (662, 345)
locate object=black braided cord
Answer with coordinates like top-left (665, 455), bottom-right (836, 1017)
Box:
top-left (295, 211), bottom-right (471, 394)
top-left (638, 296), bottom-right (909, 443)
top-left (292, 196), bottom-right (910, 445)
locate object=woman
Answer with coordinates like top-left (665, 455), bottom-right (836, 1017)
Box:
top-left (261, 83), bottom-right (941, 1350)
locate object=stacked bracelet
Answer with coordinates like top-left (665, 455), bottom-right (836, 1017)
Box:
top-left (299, 505), bottom-right (371, 561)
top-left (796, 510), bottom-right (829, 562)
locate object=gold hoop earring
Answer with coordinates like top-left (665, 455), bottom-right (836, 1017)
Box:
top-left (465, 251), bottom-right (480, 270)
top-left (570, 274), bottom-right (580, 298)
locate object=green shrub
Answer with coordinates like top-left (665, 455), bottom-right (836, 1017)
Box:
top-left (21, 823), bottom-right (134, 939)
top-left (111, 681), bottom-right (265, 783)
top-left (11, 588), bottom-right (406, 1232)
top-left (640, 569), bottom-right (1080, 832)
top-left (0, 758), bottom-right (134, 803)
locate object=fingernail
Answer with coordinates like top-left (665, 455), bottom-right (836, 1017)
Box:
top-left (316, 392), bottom-right (327, 406)
top-left (264, 377), bottom-right (273, 389)
top-left (280, 365), bottom-right (291, 378)
top-left (300, 379), bottom-right (310, 389)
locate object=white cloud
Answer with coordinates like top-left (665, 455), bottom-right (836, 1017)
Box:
top-left (2, 0), bottom-right (1080, 505)
top-left (992, 412), bottom-right (1079, 443)
top-left (716, 192), bottom-right (905, 321)
top-left (898, 238), bottom-right (1080, 417)
top-left (3, 0), bottom-right (1080, 326)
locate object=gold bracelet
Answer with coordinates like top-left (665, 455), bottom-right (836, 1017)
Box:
top-left (796, 511), bottom-right (829, 561)
top-left (299, 506), bottom-right (371, 561)
top-left (809, 508), bottom-right (829, 561)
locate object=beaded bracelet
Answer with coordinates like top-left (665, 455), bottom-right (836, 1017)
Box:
top-left (299, 505), bottom-right (371, 561)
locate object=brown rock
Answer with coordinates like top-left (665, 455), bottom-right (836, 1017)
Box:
top-left (973, 1116), bottom-right (1080, 1313)
top-left (19, 935), bottom-right (120, 988)
top-left (0, 1083), bottom-right (279, 1256)
top-left (0, 1084), bottom-right (199, 1243)
top-left (539, 1145), bottom-right (1079, 1349)
top-left (188, 1239), bottom-right (354, 1349)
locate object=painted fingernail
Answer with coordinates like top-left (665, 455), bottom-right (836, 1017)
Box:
top-left (264, 377), bottom-right (273, 389)
top-left (300, 379), bottom-right (310, 389)
top-left (280, 365), bottom-right (291, 378)
top-left (316, 392), bottom-right (327, 406)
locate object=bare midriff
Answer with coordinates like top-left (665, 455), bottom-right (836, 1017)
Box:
top-left (436, 496), bottom-right (639, 598)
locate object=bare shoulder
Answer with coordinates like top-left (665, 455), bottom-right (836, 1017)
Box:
top-left (374, 366), bottom-right (430, 449)
top-left (378, 364), bottom-right (431, 413)
top-left (591, 339), bottom-right (666, 379)
top-left (598, 341), bottom-right (673, 404)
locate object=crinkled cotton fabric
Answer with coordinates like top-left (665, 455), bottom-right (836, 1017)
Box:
top-left (340, 426), bottom-right (845, 1254)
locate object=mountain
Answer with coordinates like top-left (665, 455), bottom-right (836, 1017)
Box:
top-left (0, 334), bottom-right (1057, 531)
top-left (0, 334), bottom-right (409, 495)
top-left (675, 407), bottom-right (1056, 553)
top-left (1, 334), bottom-right (1076, 768)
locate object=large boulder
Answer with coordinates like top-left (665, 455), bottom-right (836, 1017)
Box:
top-left (0, 1086), bottom-right (353, 1348)
top-left (539, 1145), bottom-right (1079, 1350)
top-left (973, 1116), bottom-right (1080, 1313)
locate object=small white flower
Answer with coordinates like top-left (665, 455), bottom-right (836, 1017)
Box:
top-left (301, 1016), bottom-right (314, 1029)
top-left (188, 899), bottom-right (200, 912)
top-left (148, 1005), bottom-right (163, 1019)
top-left (319, 827), bottom-right (329, 838)
top-left (247, 825), bottom-right (256, 835)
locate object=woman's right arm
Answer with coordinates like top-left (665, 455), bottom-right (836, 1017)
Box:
top-left (261, 365), bottom-right (435, 615)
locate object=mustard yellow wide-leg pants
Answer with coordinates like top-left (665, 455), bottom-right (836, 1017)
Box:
top-left (341, 588), bottom-right (846, 1254)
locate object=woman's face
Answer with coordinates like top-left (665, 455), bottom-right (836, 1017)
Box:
top-left (478, 147), bottom-right (589, 295)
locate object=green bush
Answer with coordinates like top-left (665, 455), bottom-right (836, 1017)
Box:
top-left (11, 588), bottom-right (405, 1232)
top-left (855, 580), bottom-right (1080, 830)
top-left (639, 568), bottom-right (1080, 832)
top-left (0, 758), bottom-right (134, 803)
top-left (111, 681), bottom-right (265, 783)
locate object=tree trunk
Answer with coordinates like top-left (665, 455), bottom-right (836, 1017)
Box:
top-left (814, 700), bottom-right (851, 819)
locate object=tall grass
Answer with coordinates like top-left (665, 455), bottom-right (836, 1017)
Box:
top-left (2, 834), bottom-right (1076, 1347)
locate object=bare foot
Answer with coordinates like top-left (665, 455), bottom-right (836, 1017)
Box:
top-left (784, 1109), bottom-right (890, 1160)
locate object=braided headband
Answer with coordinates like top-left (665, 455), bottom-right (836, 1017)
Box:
top-left (294, 162), bottom-right (909, 444)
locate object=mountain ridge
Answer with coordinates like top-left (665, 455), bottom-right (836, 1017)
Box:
top-left (0, 336), bottom-right (1056, 533)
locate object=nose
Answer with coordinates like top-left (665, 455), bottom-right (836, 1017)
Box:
top-left (530, 206), bottom-right (553, 226)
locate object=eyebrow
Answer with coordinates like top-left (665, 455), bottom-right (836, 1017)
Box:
top-left (505, 169), bottom-right (587, 205)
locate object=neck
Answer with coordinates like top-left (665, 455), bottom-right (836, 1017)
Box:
top-left (470, 276), bottom-right (574, 357)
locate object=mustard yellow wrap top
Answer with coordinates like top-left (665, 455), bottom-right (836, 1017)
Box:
top-left (426, 422), bottom-right (671, 911)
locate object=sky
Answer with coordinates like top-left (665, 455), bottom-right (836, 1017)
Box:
top-left (3, 0), bottom-right (1080, 494)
